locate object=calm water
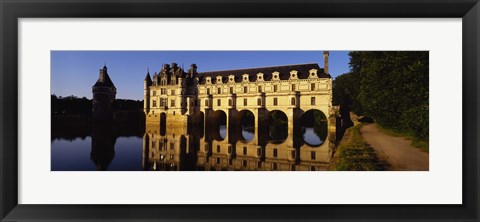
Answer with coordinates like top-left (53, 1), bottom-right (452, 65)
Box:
top-left (52, 122), bottom-right (333, 171)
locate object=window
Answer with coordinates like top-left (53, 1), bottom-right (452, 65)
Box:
top-left (273, 163), bottom-right (278, 170)
top-left (311, 83), bottom-right (316, 90)
top-left (170, 143), bottom-right (175, 150)
top-left (273, 98), bottom-right (278, 106)
top-left (291, 97), bottom-right (296, 106)
top-left (244, 98), bottom-right (247, 106)
top-left (217, 145), bottom-right (220, 153)
top-left (217, 87), bottom-right (221, 94)
top-left (243, 147), bottom-right (247, 155)
top-left (311, 97), bottom-right (316, 105)
top-left (171, 90), bottom-right (175, 95)
top-left (243, 160), bottom-right (247, 167)
top-left (160, 98), bottom-right (167, 107)
top-left (171, 99), bottom-right (175, 107)
top-left (228, 146), bottom-right (232, 154)
top-left (152, 100), bottom-right (157, 107)
top-left (291, 150), bottom-right (296, 159)
top-left (273, 148), bottom-right (278, 157)
top-left (258, 86), bottom-right (262, 92)
top-left (204, 144), bottom-right (209, 152)
top-left (207, 88), bottom-right (210, 94)
top-left (228, 99), bottom-right (233, 106)
top-left (311, 151), bottom-right (316, 160)
top-left (292, 84), bottom-right (296, 91)
top-left (217, 99), bottom-right (221, 106)
top-left (274, 85), bottom-right (278, 92)
top-left (258, 162), bottom-right (262, 168)
top-left (152, 91), bottom-right (156, 96)
top-left (243, 86), bottom-right (248, 93)
top-left (257, 98), bottom-right (262, 106)
top-left (229, 87), bottom-right (233, 94)
top-left (216, 158), bottom-right (220, 164)
top-left (205, 99), bottom-right (209, 106)
top-left (161, 88), bottom-right (166, 95)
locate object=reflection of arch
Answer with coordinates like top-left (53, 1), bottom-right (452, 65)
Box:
top-left (300, 109), bottom-right (327, 147)
top-left (160, 112), bottom-right (166, 136)
top-left (268, 110), bottom-right (288, 143)
top-left (238, 110), bottom-right (255, 141)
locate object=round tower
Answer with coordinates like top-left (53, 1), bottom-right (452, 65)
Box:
top-left (92, 65), bottom-right (116, 122)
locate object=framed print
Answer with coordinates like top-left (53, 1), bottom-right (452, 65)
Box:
top-left (1, 0), bottom-right (479, 221)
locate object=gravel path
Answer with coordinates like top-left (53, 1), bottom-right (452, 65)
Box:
top-left (360, 124), bottom-right (429, 171)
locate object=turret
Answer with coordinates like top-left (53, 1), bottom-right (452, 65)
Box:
top-left (144, 69), bottom-right (152, 113)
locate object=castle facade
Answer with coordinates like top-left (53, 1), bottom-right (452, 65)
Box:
top-left (144, 52), bottom-right (334, 136)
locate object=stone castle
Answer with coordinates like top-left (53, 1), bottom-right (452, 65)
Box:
top-left (144, 51), bottom-right (335, 136)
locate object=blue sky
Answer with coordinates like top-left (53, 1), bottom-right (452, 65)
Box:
top-left (51, 51), bottom-right (351, 100)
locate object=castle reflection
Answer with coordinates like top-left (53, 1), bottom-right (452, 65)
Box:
top-left (143, 122), bottom-right (334, 171)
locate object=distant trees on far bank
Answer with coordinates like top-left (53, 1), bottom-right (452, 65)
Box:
top-left (333, 51), bottom-right (429, 140)
top-left (51, 94), bottom-right (143, 116)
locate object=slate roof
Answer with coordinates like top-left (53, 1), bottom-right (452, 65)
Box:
top-left (197, 63), bottom-right (329, 84)
top-left (93, 70), bottom-right (116, 88)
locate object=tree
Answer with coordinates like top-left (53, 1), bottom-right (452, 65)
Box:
top-left (333, 51), bottom-right (429, 140)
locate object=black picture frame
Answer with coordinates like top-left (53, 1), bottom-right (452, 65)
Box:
top-left (1, 0), bottom-right (479, 221)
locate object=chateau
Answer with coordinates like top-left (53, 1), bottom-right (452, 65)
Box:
top-left (144, 51), bottom-right (335, 136)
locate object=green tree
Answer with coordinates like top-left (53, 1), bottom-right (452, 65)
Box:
top-left (349, 51), bottom-right (429, 140)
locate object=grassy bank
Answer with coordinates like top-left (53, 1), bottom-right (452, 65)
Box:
top-left (329, 123), bottom-right (384, 171)
top-left (375, 124), bottom-right (429, 153)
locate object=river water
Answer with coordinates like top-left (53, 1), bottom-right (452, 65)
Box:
top-left (52, 122), bottom-right (333, 171)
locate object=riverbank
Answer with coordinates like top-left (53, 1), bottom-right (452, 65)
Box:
top-left (329, 123), bottom-right (385, 171)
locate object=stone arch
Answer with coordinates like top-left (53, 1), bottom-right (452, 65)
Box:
top-left (268, 110), bottom-right (288, 143)
top-left (209, 110), bottom-right (227, 141)
top-left (238, 109), bottom-right (255, 141)
top-left (300, 109), bottom-right (328, 147)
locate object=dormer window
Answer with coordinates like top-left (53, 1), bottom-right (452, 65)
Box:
top-left (290, 70), bottom-right (298, 79)
top-left (309, 69), bottom-right (318, 78)
top-left (272, 71), bottom-right (280, 80)
top-left (242, 74), bottom-right (249, 82)
top-left (206, 77), bottom-right (212, 84)
top-left (228, 75), bottom-right (235, 83)
top-left (216, 76), bottom-right (223, 84)
top-left (257, 73), bottom-right (264, 82)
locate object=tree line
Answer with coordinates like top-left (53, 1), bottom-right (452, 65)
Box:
top-left (333, 51), bottom-right (429, 140)
top-left (51, 94), bottom-right (143, 116)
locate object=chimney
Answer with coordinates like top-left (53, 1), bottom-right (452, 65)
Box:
top-left (323, 51), bottom-right (329, 74)
top-left (163, 64), bottom-right (170, 70)
top-left (189, 63), bottom-right (197, 77)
